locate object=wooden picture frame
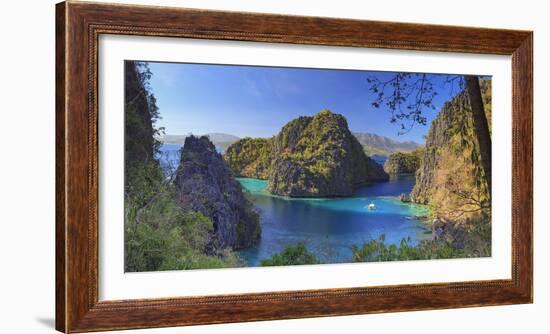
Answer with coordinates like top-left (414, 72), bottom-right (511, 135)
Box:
top-left (56, 1), bottom-right (533, 332)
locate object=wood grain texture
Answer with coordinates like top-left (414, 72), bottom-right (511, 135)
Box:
top-left (55, 2), bottom-right (67, 332)
top-left (55, 1), bottom-right (533, 332)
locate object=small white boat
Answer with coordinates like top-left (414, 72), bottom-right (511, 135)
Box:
top-left (367, 203), bottom-right (376, 210)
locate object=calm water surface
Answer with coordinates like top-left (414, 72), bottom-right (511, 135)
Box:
top-left (158, 144), bottom-right (431, 266)
top-left (238, 176), bottom-right (431, 266)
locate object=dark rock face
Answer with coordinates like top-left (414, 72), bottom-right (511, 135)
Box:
top-left (267, 110), bottom-right (388, 197)
top-left (431, 218), bottom-right (466, 249)
top-left (174, 136), bottom-right (260, 249)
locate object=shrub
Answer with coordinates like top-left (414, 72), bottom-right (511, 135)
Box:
top-left (351, 235), bottom-right (466, 263)
top-left (125, 175), bottom-right (244, 271)
top-left (260, 242), bottom-right (319, 266)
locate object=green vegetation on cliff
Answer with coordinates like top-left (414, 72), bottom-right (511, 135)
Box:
top-left (124, 61), bottom-right (163, 194)
top-left (405, 80), bottom-right (492, 257)
top-left (352, 235), bottom-right (465, 262)
top-left (411, 80), bottom-right (491, 221)
top-left (124, 62), bottom-right (244, 271)
top-left (224, 137), bottom-right (272, 179)
top-left (383, 149), bottom-right (423, 175)
top-left (225, 110), bottom-right (389, 197)
top-left (125, 186), bottom-right (243, 271)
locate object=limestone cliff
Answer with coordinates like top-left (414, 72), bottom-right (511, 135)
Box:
top-left (411, 80), bottom-right (491, 220)
top-left (225, 110), bottom-right (389, 197)
top-left (269, 110), bottom-right (388, 196)
top-left (175, 136), bottom-right (261, 249)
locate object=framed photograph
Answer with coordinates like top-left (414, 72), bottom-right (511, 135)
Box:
top-left (56, 1), bottom-right (532, 332)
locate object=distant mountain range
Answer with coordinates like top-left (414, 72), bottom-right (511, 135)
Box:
top-left (160, 132), bottom-right (420, 157)
top-left (352, 132), bottom-right (422, 157)
top-left (159, 133), bottom-right (240, 150)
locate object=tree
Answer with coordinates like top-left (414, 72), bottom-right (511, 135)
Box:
top-left (366, 73), bottom-right (491, 196)
top-left (464, 76), bottom-right (492, 195)
top-left (123, 62), bottom-right (246, 272)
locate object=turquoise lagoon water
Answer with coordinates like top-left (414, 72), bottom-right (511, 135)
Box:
top-left (237, 176), bottom-right (431, 266)
top-left (158, 144), bottom-right (431, 266)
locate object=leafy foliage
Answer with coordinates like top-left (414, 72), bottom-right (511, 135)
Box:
top-left (224, 137), bottom-right (273, 179)
top-left (124, 62), bottom-right (244, 272)
top-left (351, 230), bottom-right (489, 263)
top-left (124, 61), bottom-right (163, 168)
top-left (125, 184), bottom-right (244, 272)
top-left (366, 73), bottom-right (438, 134)
top-left (352, 236), bottom-right (464, 262)
top-left (260, 242), bottom-right (319, 266)
top-left (383, 149), bottom-right (423, 174)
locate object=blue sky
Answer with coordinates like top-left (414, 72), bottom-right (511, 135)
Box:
top-left (146, 61), bottom-right (468, 144)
